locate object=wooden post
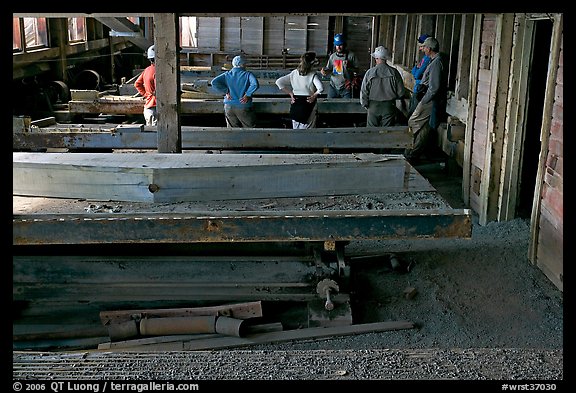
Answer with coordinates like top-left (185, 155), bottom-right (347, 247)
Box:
top-left (154, 13), bottom-right (182, 153)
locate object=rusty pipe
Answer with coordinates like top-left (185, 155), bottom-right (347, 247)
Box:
top-left (107, 320), bottom-right (139, 341)
top-left (139, 316), bottom-right (217, 336)
top-left (215, 316), bottom-right (245, 337)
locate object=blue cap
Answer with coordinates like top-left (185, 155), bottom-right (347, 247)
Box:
top-left (418, 34), bottom-right (430, 44)
top-left (333, 33), bottom-right (345, 46)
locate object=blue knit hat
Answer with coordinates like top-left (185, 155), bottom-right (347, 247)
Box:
top-left (418, 34), bottom-right (431, 44)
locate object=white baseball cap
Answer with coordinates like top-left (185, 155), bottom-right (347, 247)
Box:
top-left (232, 55), bottom-right (246, 67)
top-left (371, 46), bottom-right (390, 60)
top-left (147, 45), bottom-right (155, 59)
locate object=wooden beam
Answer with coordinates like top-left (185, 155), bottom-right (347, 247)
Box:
top-left (499, 14), bottom-right (532, 221)
top-left (154, 13), bottom-right (182, 153)
top-left (478, 13), bottom-right (514, 225)
top-left (13, 153), bottom-right (425, 202)
top-left (94, 321), bottom-right (415, 351)
top-left (529, 14), bottom-right (563, 264)
top-left (13, 126), bottom-right (412, 151)
top-left (98, 322), bottom-right (284, 350)
top-left (100, 301), bottom-right (264, 326)
top-left (68, 96), bottom-right (366, 115)
top-left (462, 14), bottom-right (482, 206)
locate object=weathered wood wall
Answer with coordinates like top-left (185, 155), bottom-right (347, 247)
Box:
top-left (468, 15), bottom-right (496, 215)
top-left (533, 23), bottom-right (563, 291)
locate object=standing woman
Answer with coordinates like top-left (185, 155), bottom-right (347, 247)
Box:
top-left (275, 52), bottom-right (324, 129)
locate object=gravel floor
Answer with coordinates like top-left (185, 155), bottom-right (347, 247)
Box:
top-left (13, 348), bottom-right (563, 380)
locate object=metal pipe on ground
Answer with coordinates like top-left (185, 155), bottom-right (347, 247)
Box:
top-left (107, 320), bottom-right (139, 341)
top-left (215, 316), bottom-right (246, 337)
top-left (139, 316), bottom-right (217, 336)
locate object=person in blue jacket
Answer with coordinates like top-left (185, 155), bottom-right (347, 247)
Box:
top-left (408, 34), bottom-right (432, 116)
top-left (211, 55), bottom-right (260, 127)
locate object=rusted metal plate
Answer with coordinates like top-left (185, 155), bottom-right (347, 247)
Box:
top-left (13, 209), bottom-right (472, 245)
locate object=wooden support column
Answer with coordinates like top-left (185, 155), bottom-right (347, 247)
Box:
top-left (462, 14), bottom-right (482, 206)
top-left (479, 13), bottom-right (514, 225)
top-left (49, 18), bottom-right (68, 83)
top-left (370, 16), bottom-right (379, 68)
top-left (392, 15), bottom-right (408, 65)
top-left (378, 16), bottom-right (395, 56)
top-left (499, 14), bottom-right (533, 221)
top-left (447, 15), bottom-right (461, 91)
top-left (529, 14), bottom-right (563, 265)
top-left (154, 13), bottom-right (182, 153)
top-left (406, 15), bottom-right (418, 66)
top-left (419, 15), bottom-right (435, 38)
top-left (455, 14), bottom-right (474, 100)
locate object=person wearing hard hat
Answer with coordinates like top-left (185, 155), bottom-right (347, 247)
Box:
top-left (134, 45), bottom-right (157, 126)
top-left (320, 33), bottom-right (359, 98)
top-left (405, 36), bottom-right (448, 162)
top-left (210, 55), bottom-right (260, 128)
top-left (359, 46), bottom-right (406, 127)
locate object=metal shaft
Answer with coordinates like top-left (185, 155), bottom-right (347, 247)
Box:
top-left (324, 288), bottom-right (334, 311)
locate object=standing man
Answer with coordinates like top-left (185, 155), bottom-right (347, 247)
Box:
top-left (211, 55), bottom-right (260, 128)
top-left (408, 33), bottom-right (432, 116)
top-left (320, 33), bottom-right (359, 98)
top-left (134, 45), bottom-right (157, 126)
top-left (405, 37), bottom-right (448, 161)
top-left (360, 46), bottom-right (406, 127)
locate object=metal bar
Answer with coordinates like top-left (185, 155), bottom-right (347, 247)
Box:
top-left (13, 209), bottom-right (473, 245)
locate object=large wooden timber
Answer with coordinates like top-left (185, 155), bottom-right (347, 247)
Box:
top-left (13, 152), bottom-right (431, 203)
top-left (120, 78), bottom-right (330, 97)
top-left (68, 95), bottom-right (364, 115)
top-left (13, 125), bottom-right (412, 151)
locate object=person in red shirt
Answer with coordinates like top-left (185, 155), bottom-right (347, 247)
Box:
top-left (134, 45), bottom-right (157, 126)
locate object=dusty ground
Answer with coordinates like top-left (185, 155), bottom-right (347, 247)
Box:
top-left (12, 159), bottom-right (564, 381)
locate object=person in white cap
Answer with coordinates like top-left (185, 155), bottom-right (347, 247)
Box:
top-left (134, 45), bottom-right (157, 126)
top-left (408, 33), bottom-right (432, 116)
top-left (359, 46), bottom-right (406, 127)
top-left (210, 55), bottom-right (260, 128)
top-left (405, 36), bottom-right (447, 161)
top-left (275, 51), bottom-right (324, 129)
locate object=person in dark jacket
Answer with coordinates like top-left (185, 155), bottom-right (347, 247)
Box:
top-left (360, 46), bottom-right (406, 127)
top-left (405, 36), bottom-right (448, 161)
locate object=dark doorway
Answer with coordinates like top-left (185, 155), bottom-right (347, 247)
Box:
top-left (516, 19), bottom-right (553, 218)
